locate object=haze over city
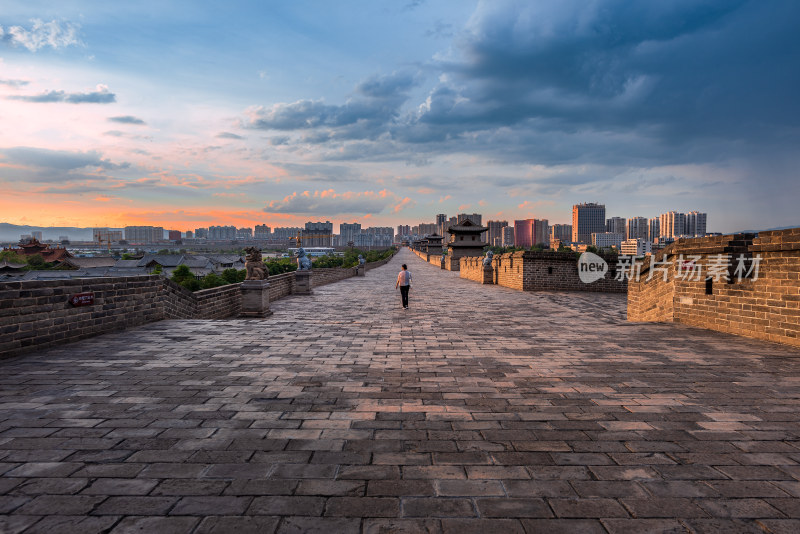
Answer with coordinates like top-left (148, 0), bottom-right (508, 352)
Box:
top-left (1, 0), bottom-right (799, 233)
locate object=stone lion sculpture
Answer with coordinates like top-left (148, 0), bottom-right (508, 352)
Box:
top-left (358, 254), bottom-right (366, 266)
top-left (295, 247), bottom-right (312, 270)
top-left (244, 246), bottom-right (268, 280)
top-left (483, 250), bottom-right (494, 267)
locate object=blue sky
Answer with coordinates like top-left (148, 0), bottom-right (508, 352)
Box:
top-left (0, 0), bottom-right (798, 232)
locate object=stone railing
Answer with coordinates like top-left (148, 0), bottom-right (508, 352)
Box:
top-left (628, 228), bottom-right (800, 347)
top-left (0, 253), bottom-right (398, 359)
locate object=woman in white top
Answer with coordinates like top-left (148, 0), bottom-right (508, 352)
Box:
top-left (395, 264), bottom-right (412, 309)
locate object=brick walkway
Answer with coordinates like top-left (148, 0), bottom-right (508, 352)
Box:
top-left (2, 248), bottom-right (800, 533)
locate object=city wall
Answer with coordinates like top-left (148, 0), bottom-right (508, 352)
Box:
top-left (0, 254), bottom-right (396, 358)
top-left (459, 257), bottom-right (492, 284)
top-left (628, 228), bottom-right (800, 347)
top-left (457, 250), bottom-right (627, 293)
top-left (410, 248), bottom-right (447, 269)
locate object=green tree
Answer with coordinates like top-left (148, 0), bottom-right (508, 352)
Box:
top-left (26, 254), bottom-right (47, 269)
top-left (171, 264), bottom-right (200, 290)
top-left (221, 268), bottom-right (246, 284)
top-left (152, 264), bottom-right (163, 274)
top-left (200, 272), bottom-right (226, 289)
top-left (0, 250), bottom-right (27, 264)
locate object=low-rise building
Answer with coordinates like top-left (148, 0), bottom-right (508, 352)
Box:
top-left (620, 238), bottom-right (652, 257)
top-left (592, 232), bottom-right (624, 250)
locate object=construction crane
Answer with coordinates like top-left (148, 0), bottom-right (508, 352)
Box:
top-left (97, 234), bottom-right (111, 252)
top-left (293, 232), bottom-right (335, 247)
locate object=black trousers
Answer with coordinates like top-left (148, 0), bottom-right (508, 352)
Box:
top-left (400, 285), bottom-right (409, 308)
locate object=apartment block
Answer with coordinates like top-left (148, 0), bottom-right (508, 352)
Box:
top-left (572, 203), bottom-right (606, 244)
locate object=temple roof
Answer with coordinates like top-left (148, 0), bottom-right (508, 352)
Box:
top-left (447, 219), bottom-right (488, 234)
top-left (448, 241), bottom-right (488, 248)
top-left (5, 240), bottom-right (72, 263)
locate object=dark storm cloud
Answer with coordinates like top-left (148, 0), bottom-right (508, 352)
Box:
top-left (109, 115), bottom-right (146, 125)
top-left (8, 87), bottom-right (116, 103)
top-left (244, 71), bottom-right (418, 140)
top-left (418, 0), bottom-right (800, 152)
top-left (242, 0), bottom-right (800, 183)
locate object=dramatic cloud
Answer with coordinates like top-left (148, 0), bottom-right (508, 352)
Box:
top-left (243, 71), bottom-right (418, 141)
top-left (263, 189), bottom-right (400, 215)
top-left (239, 0), bottom-right (800, 174)
top-left (0, 78), bottom-right (29, 87)
top-left (8, 85), bottom-right (115, 104)
top-left (0, 19), bottom-right (82, 52)
top-left (108, 115), bottom-right (146, 125)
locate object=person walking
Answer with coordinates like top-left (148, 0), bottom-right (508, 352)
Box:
top-left (395, 263), bottom-right (412, 309)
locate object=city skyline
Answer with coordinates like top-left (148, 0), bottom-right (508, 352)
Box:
top-left (1, 1), bottom-right (799, 233)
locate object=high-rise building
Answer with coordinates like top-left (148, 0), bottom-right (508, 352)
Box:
top-left (502, 226), bottom-right (515, 247)
top-left (168, 230), bottom-right (181, 241)
top-left (513, 219), bottom-right (548, 248)
top-left (124, 226), bottom-right (164, 243)
top-left (418, 223), bottom-right (437, 236)
top-left (31, 231), bottom-right (43, 241)
top-left (340, 222), bottom-right (361, 246)
top-left (93, 228), bottom-right (123, 243)
top-left (303, 221), bottom-right (333, 247)
top-left (514, 220), bottom-right (533, 249)
top-left (533, 219), bottom-right (549, 247)
top-left (572, 203), bottom-right (606, 244)
top-left (396, 225), bottom-right (411, 240)
top-left (185, 231), bottom-right (194, 239)
top-left (363, 227), bottom-right (394, 247)
top-left (236, 227), bottom-right (253, 239)
top-left (685, 211), bottom-right (707, 237)
top-left (626, 217), bottom-right (648, 241)
top-left (487, 220), bottom-right (508, 247)
top-left (606, 217), bottom-right (626, 236)
top-left (648, 218), bottom-right (660, 242)
top-left (436, 214), bottom-right (447, 237)
top-left (659, 211), bottom-right (686, 239)
top-left (254, 225), bottom-right (271, 239)
top-left (208, 225), bottom-right (237, 240)
top-left (550, 224), bottom-right (572, 243)
top-left (457, 213), bottom-right (482, 225)
top-left (273, 227), bottom-right (302, 240)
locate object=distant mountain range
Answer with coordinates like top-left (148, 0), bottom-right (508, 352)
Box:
top-left (0, 223), bottom-right (99, 242)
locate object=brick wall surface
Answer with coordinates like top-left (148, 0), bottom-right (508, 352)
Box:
top-left (489, 251), bottom-right (626, 293)
top-left (628, 228), bottom-right (800, 348)
top-left (1, 275), bottom-right (166, 357)
top-left (0, 256), bottom-right (397, 358)
top-left (268, 272), bottom-right (295, 302)
top-left (459, 257), bottom-right (492, 284)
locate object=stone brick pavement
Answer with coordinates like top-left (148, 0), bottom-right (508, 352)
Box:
top-left (2, 247), bottom-right (800, 533)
